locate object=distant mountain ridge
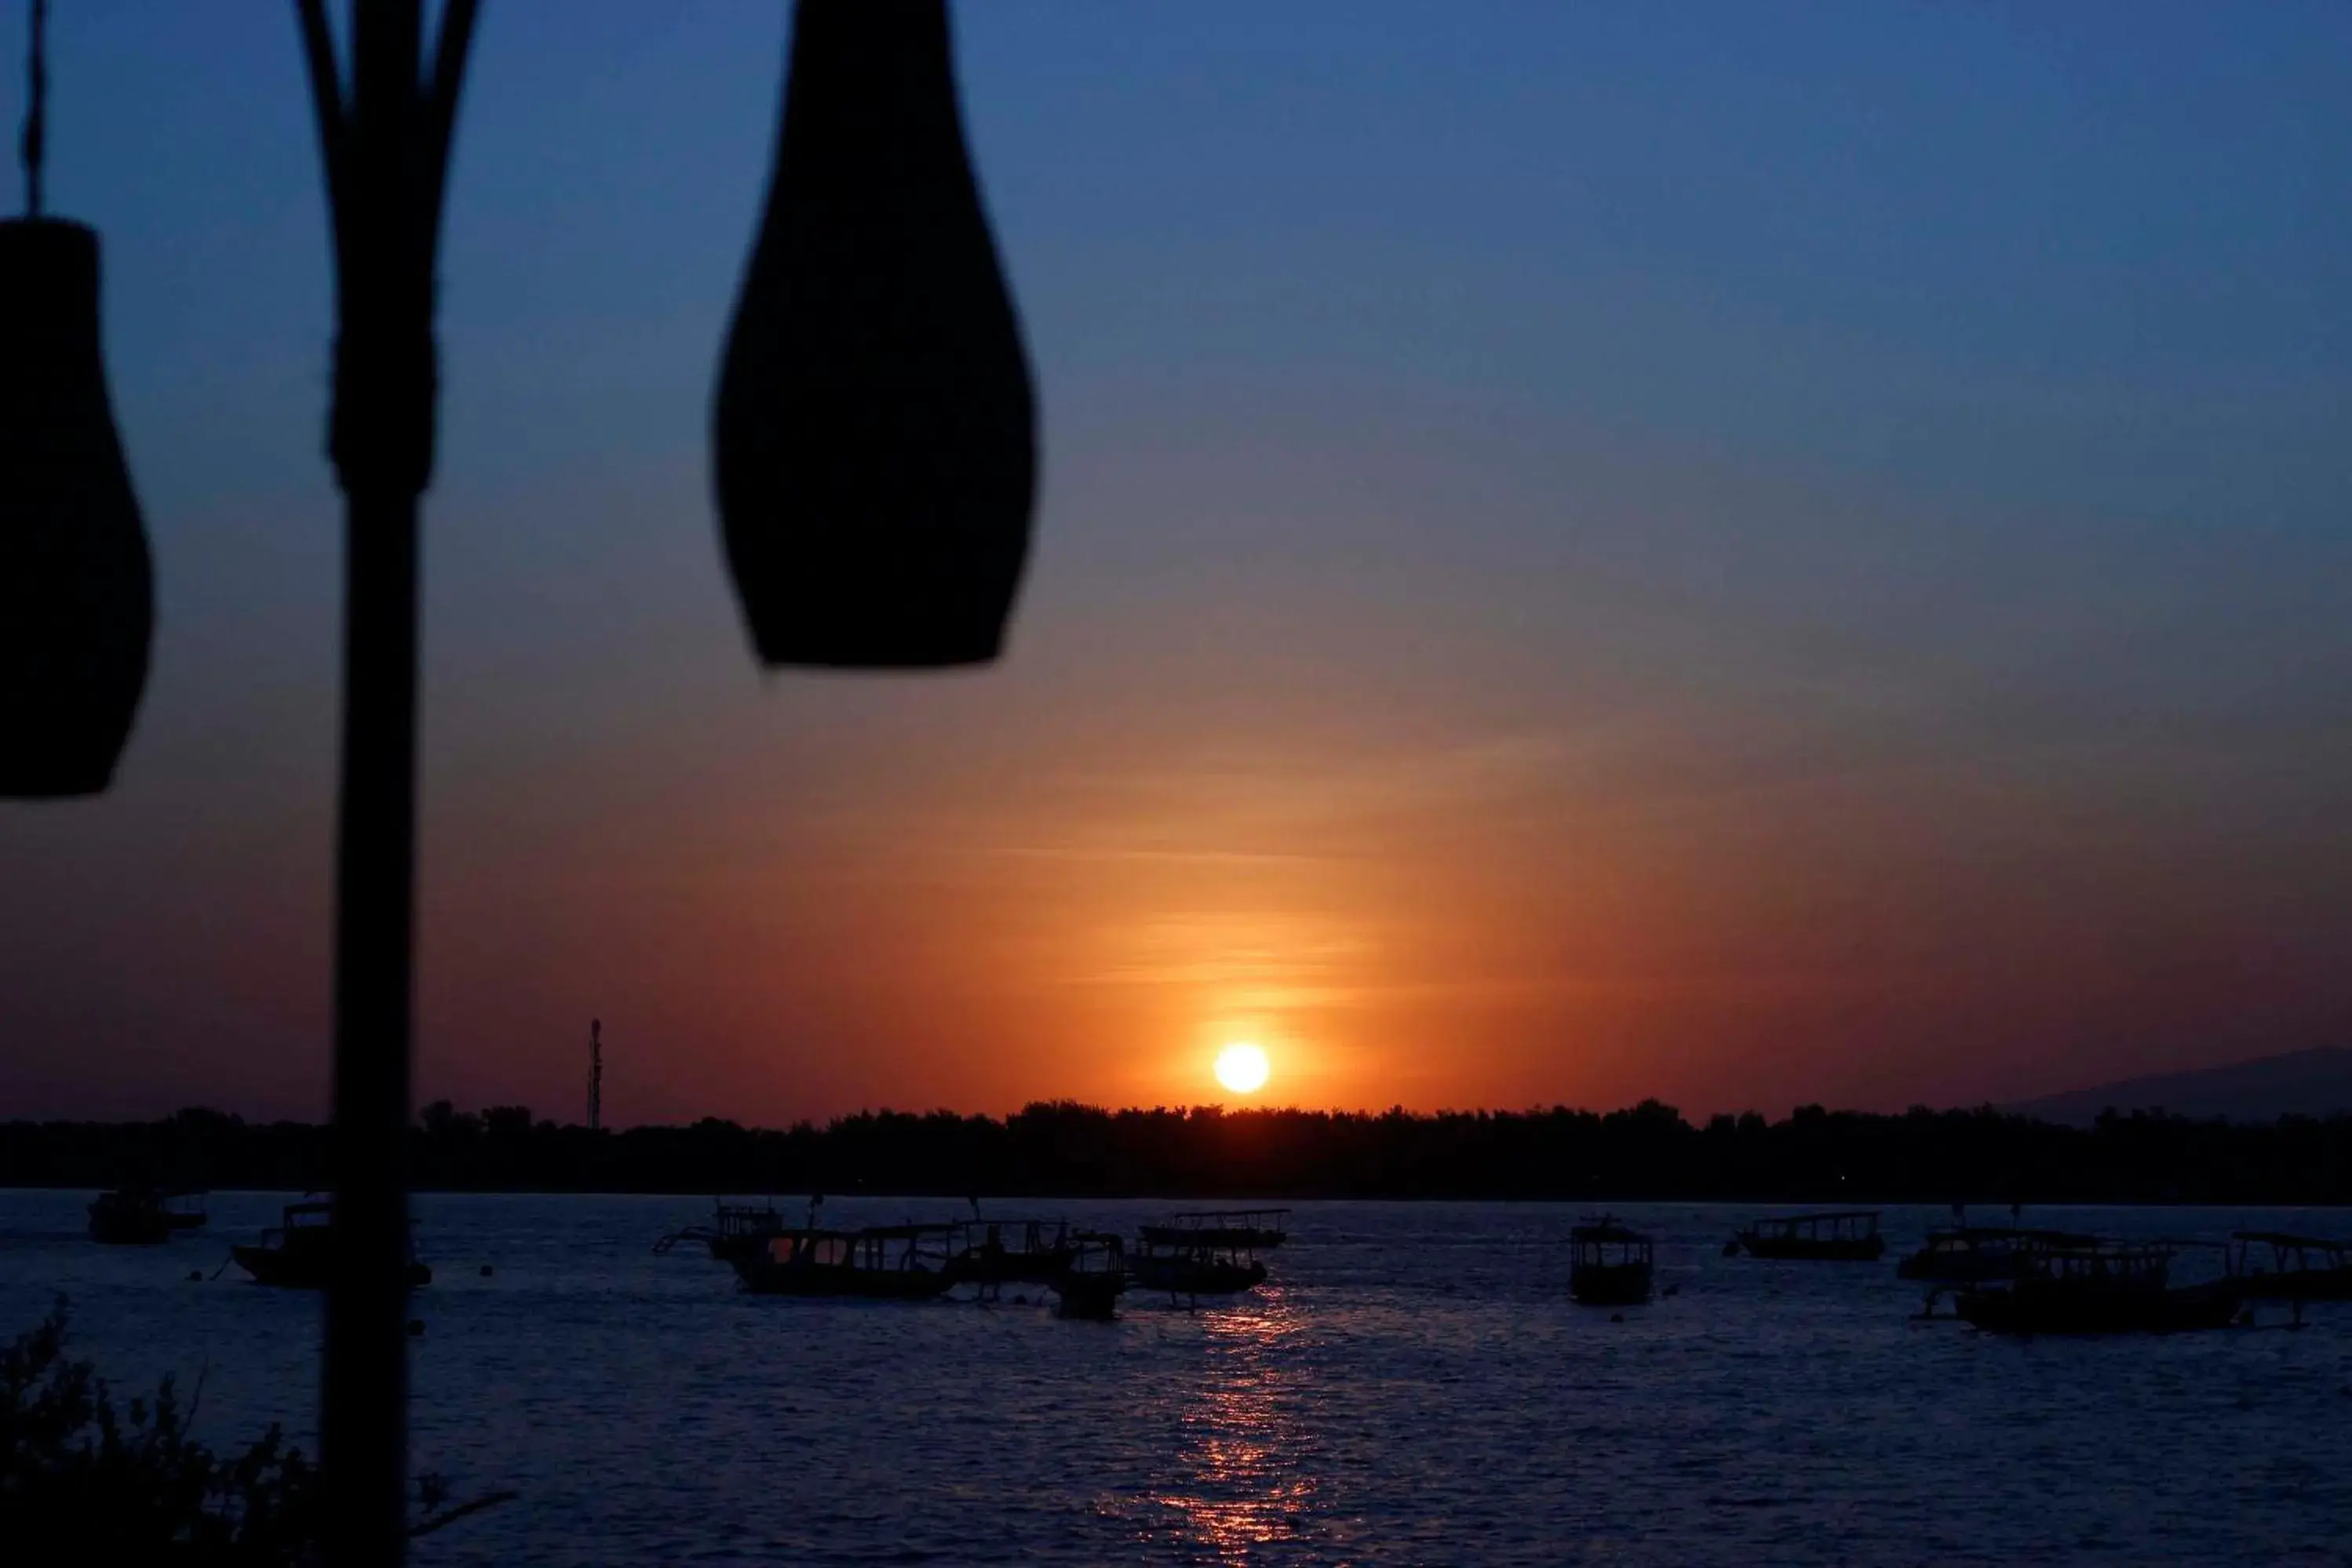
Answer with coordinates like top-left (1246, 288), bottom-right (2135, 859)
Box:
top-left (2004, 1046), bottom-right (2352, 1125)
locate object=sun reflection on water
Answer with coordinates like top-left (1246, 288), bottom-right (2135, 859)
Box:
top-left (1123, 1289), bottom-right (1322, 1560)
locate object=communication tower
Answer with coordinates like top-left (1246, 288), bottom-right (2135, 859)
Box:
top-left (588, 1017), bottom-right (604, 1132)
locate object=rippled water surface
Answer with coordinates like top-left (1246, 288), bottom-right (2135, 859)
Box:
top-left (5, 1193), bottom-right (2351, 1564)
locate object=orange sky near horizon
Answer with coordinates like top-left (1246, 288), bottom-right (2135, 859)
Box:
top-left (5, 399), bottom-right (2347, 1128)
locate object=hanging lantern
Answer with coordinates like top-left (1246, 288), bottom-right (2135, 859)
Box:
top-left (0, 215), bottom-right (153, 797)
top-left (1, 0), bottom-right (151, 797)
top-left (713, 0), bottom-right (1037, 669)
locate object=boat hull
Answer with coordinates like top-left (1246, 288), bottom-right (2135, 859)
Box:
top-left (1139, 1229), bottom-right (1285, 1253)
top-left (234, 1245), bottom-right (431, 1290)
top-left (706, 1232), bottom-right (776, 1264)
top-left (1130, 1256), bottom-right (1267, 1296)
top-left (89, 1209), bottom-right (173, 1245)
top-left (2240, 1270), bottom-right (2352, 1302)
top-left (1571, 1262), bottom-right (1654, 1307)
top-left (1740, 1235), bottom-right (1885, 1262)
top-left (946, 1246), bottom-right (1078, 1288)
top-left (1898, 1251), bottom-right (2018, 1283)
top-left (1956, 1278), bottom-right (2241, 1335)
top-left (731, 1258), bottom-right (953, 1300)
top-left (1052, 1272), bottom-right (1126, 1321)
top-left (89, 1190), bottom-right (202, 1245)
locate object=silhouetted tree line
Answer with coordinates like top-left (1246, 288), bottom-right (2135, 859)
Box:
top-left (3, 1099), bottom-right (2350, 1203)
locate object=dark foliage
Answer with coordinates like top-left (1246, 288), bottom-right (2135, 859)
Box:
top-left (3, 1099), bottom-right (2350, 1204)
top-left (0, 1305), bottom-right (512, 1564)
top-left (0, 1301), bottom-right (318, 1564)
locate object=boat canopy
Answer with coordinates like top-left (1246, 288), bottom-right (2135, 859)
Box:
top-left (859, 1223), bottom-right (960, 1240)
top-left (1749, 1210), bottom-right (1879, 1235)
top-left (1141, 1209), bottom-right (1289, 1248)
top-left (1920, 1225), bottom-right (2097, 1248)
top-left (2021, 1242), bottom-right (2174, 1281)
top-left (761, 1223), bottom-right (955, 1269)
top-left (950, 1216), bottom-right (1070, 1248)
top-left (2230, 1231), bottom-right (2352, 1273)
top-left (1064, 1230), bottom-right (1127, 1268)
top-left (2232, 1231), bottom-right (2352, 1254)
top-left (1570, 1215), bottom-right (1653, 1266)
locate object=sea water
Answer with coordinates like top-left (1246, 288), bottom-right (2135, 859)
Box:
top-left (3, 1192), bottom-right (2348, 1565)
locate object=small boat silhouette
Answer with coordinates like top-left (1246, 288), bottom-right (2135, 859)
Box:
top-left (942, 1214), bottom-right (1080, 1289)
top-left (88, 1185), bottom-right (206, 1245)
top-left (1954, 1242), bottom-right (2239, 1334)
top-left (1050, 1231), bottom-right (1129, 1321)
top-left (232, 1199), bottom-right (432, 1289)
top-left (730, 1223), bottom-right (957, 1300)
top-left (1729, 1210), bottom-right (1884, 1261)
top-left (1570, 1215), bottom-right (1654, 1307)
top-left (1898, 1224), bottom-right (2098, 1283)
top-left (2230, 1231), bottom-right (2352, 1301)
top-left (652, 1197), bottom-right (789, 1262)
top-left (1131, 1213), bottom-right (1272, 1300)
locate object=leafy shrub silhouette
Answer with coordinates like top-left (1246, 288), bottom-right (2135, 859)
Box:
top-left (2, 1302), bottom-right (509, 1563)
top-left (1, 1300), bottom-right (318, 1563)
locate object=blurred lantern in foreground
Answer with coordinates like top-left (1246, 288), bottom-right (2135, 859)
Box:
top-left (713, 0), bottom-right (1036, 669)
top-left (0, 0), bottom-right (152, 798)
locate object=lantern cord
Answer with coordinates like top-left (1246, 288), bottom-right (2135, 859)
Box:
top-left (20, 0), bottom-right (45, 217)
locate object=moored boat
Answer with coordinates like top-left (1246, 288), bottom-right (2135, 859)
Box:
top-left (89, 1185), bottom-right (205, 1245)
top-left (2231, 1231), bottom-right (2352, 1301)
top-left (1898, 1225), bottom-right (2095, 1283)
top-left (654, 1198), bottom-right (791, 1261)
top-left (1955, 1242), bottom-right (2241, 1334)
top-left (1730, 1210), bottom-right (1884, 1261)
top-left (1051, 1231), bottom-right (1129, 1321)
top-left (232, 1199), bottom-right (432, 1289)
top-left (1139, 1208), bottom-right (1290, 1252)
top-left (1570, 1215), bottom-right (1654, 1306)
top-left (703, 1199), bottom-right (789, 1261)
top-left (1131, 1219), bottom-right (1270, 1300)
top-left (1130, 1249), bottom-right (1267, 1297)
top-left (944, 1216), bottom-right (1078, 1289)
top-left (730, 1223), bottom-right (957, 1300)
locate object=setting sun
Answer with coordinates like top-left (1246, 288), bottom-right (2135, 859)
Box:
top-left (1214, 1042), bottom-right (1271, 1095)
